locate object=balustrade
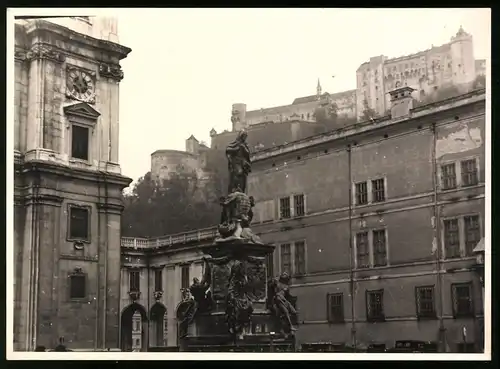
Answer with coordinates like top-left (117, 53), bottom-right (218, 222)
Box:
top-left (121, 226), bottom-right (218, 249)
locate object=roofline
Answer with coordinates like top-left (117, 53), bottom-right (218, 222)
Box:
top-left (150, 149), bottom-right (196, 157)
top-left (251, 89), bottom-right (485, 162)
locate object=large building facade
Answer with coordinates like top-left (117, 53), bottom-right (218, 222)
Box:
top-left (120, 87), bottom-right (485, 352)
top-left (13, 17), bottom-right (131, 350)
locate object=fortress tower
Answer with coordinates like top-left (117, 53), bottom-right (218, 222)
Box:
top-left (450, 26), bottom-right (476, 87)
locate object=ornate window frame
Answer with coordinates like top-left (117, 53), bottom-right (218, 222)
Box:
top-left (68, 267), bottom-right (87, 301)
top-left (66, 203), bottom-right (92, 244)
top-left (63, 102), bottom-right (100, 165)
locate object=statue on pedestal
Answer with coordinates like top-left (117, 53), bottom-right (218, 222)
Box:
top-left (268, 272), bottom-right (298, 334)
top-left (217, 130), bottom-right (262, 244)
top-left (226, 130), bottom-right (251, 194)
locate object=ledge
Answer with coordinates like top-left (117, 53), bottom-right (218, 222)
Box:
top-left (22, 151), bottom-right (132, 187)
top-left (23, 19), bottom-right (131, 60)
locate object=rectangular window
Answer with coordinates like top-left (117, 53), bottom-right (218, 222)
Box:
top-left (441, 163), bottom-right (457, 190)
top-left (266, 252), bottom-right (274, 279)
top-left (416, 286), bottom-right (436, 318)
top-left (444, 218), bottom-right (460, 258)
top-left (327, 293), bottom-right (344, 323)
top-left (279, 197), bottom-right (291, 219)
top-left (452, 283), bottom-right (473, 317)
top-left (129, 270), bottom-right (140, 292)
top-left (69, 206), bottom-right (90, 241)
top-left (294, 194), bottom-right (305, 217)
top-left (461, 159), bottom-right (478, 187)
top-left (372, 229), bottom-right (387, 267)
top-left (294, 241), bottom-right (306, 275)
top-left (366, 289), bottom-right (385, 322)
top-left (69, 274), bottom-right (86, 299)
top-left (71, 124), bottom-right (89, 160)
top-left (464, 215), bottom-right (481, 256)
top-left (181, 265), bottom-right (190, 290)
top-left (154, 269), bottom-right (163, 292)
top-left (280, 243), bottom-right (291, 274)
top-left (355, 182), bottom-right (368, 205)
top-left (372, 178), bottom-right (386, 203)
top-left (356, 232), bottom-right (370, 268)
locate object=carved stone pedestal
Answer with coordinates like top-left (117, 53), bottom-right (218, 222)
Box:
top-left (178, 240), bottom-right (297, 351)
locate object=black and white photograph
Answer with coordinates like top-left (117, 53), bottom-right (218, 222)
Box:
top-left (6, 7), bottom-right (490, 360)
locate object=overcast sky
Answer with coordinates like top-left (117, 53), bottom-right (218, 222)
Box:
top-left (116, 8), bottom-right (490, 183)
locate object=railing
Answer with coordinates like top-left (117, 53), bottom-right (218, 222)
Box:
top-left (121, 226), bottom-right (218, 249)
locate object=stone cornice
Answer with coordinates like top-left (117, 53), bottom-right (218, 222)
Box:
top-left (23, 193), bottom-right (64, 207)
top-left (22, 159), bottom-right (132, 189)
top-left (99, 63), bottom-right (124, 82)
top-left (25, 43), bottom-right (66, 63)
top-left (97, 202), bottom-right (125, 214)
top-left (24, 20), bottom-right (132, 61)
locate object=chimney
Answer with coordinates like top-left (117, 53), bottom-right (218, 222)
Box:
top-left (388, 83), bottom-right (415, 120)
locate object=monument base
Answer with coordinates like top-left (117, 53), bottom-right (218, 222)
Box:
top-left (181, 310), bottom-right (296, 352)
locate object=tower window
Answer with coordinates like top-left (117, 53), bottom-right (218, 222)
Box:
top-left (69, 269), bottom-right (86, 299)
top-left (71, 124), bottom-right (90, 160)
top-left (68, 205), bottom-right (90, 242)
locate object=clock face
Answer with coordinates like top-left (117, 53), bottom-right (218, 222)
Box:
top-left (67, 69), bottom-right (95, 102)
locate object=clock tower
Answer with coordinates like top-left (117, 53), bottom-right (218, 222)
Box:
top-left (13, 17), bottom-right (132, 351)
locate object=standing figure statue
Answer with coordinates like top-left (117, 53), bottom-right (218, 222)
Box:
top-left (268, 272), bottom-right (298, 334)
top-left (226, 130), bottom-right (251, 194)
top-left (225, 261), bottom-right (254, 338)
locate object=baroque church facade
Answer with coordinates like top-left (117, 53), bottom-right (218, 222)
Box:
top-left (13, 17), bottom-right (132, 351)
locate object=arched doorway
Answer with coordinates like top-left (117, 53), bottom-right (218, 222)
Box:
top-left (150, 303), bottom-right (167, 347)
top-left (121, 303), bottom-right (148, 352)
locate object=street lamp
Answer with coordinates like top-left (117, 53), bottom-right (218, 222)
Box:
top-left (269, 331), bottom-right (276, 353)
top-left (472, 238), bottom-right (485, 352)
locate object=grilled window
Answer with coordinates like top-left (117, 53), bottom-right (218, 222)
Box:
top-left (372, 178), bottom-right (385, 203)
top-left (71, 125), bottom-right (89, 160)
top-left (279, 197), bottom-right (291, 219)
top-left (416, 286), bottom-right (436, 318)
top-left (69, 206), bottom-right (89, 241)
top-left (129, 270), bottom-right (140, 292)
top-left (154, 269), bottom-right (163, 292)
top-left (69, 274), bottom-right (86, 299)
top-left (461, 159), bottom-right (478, 187)
top-left (181, 265), bottom-right (190, 290)
top-left (373, 229), bottom-right (387, 267)
top-left (464, 215), bottom-right (481, 256)
top-left (356, 232), bottom-right (370, 268)
top-left (280, 244), bottom-right (292, 274)
top-left (355, 182), bottom-right (368, 205)
top-left (327, 293), bottom-right (344, 323)
top-left (294, 241), bottom-right (306, 275)
top-left (444, 218), bottom-right (460, 258)
top-left (441, 163), bottom-right (457, 190)
top-left (294, 194), bottom-right (305, 217)
top-left (366, 290), bottom-right (385, 321)
top-left (452, 283), bottom-right (473, 317)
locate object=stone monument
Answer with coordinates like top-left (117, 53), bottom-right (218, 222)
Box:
top-left (175, 131), bottom-right (299, 352)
